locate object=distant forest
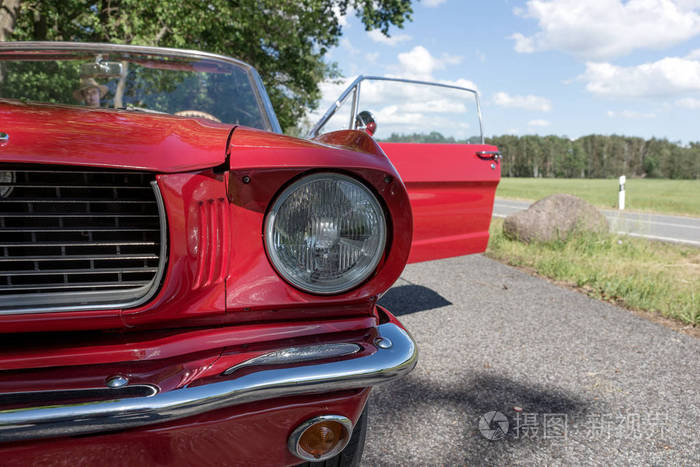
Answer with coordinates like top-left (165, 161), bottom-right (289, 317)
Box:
top-left (380, 132), bottom-right (700, 179)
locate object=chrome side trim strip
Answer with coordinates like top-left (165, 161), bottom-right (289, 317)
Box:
top-left (223, 343), bottom-right (361, 375)
top-left (0, 323), bottom-right (417, 443)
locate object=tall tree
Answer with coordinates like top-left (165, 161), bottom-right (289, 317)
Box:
top-left (4, 0), bottom-right (413, 131)
top-left (0, 0), bottom-right (20, 41)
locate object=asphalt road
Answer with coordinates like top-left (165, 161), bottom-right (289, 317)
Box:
top-left (367, 254), bottom-right (699, 465)
top-left (493, 198), bottom-right (700, 247)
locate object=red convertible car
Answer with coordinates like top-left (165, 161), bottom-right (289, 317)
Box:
top-left (0, 42), bottom-right (500, 465)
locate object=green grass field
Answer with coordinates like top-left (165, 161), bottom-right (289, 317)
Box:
top-left (496, 178), bottom-right (700, 217)
top-left (486, 219), bottom-right (700, 327)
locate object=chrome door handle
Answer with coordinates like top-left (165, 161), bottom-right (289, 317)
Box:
top-left (0, 132), bottom-right (8, 142)
top-left (476, 150), bottom-right (502, 161)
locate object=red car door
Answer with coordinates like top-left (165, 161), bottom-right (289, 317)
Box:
top-left (309, 76), bottom-right (501, 263)
top-left (379, 141), bottom-right (500, 263)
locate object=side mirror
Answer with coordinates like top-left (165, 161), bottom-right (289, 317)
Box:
top-left (355, 110), bottom-right (377, 136)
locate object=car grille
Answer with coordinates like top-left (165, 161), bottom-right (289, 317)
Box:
top-left (0, 166), bottom-right (167, 314)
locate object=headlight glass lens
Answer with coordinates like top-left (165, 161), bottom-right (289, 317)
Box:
top-left (265, 173), bottom-right (387, 294)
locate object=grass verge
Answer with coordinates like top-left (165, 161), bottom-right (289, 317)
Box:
top-left (486, 218), bottom-right (700, 328)
top-left (496, 178), bottom-right (700, 217)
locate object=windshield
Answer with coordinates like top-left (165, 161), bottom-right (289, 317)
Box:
top-left (0, 44), bottom-right (275, 131)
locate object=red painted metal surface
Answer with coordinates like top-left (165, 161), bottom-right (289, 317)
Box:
top-left (0, 122), bottom-right (412, 332)
top-left (0, 323), bottom-right (377, 394)
top-left (0, 84), bottom-right (423, 464)
top-left (0, 169), bottom-right (232, 333)
top-left (0, 316), bottom-right (376, 371)
top-left (0, 100), bottom-right (232, 173)
top-left (223, 128), bottom-right (413, 315)
top-left (0, 312), bottom-right (377, 463)
top-left (1, 389), bottom-right (370, 467)
top-left (379, 142), bottom-right (501, 263)
top-left (120, 170), bottom-right (230, 329)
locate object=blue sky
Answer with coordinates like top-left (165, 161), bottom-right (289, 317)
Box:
top-left (315, 0), bottom-right (700, 143)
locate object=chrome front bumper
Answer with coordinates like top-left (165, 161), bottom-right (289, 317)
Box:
top-left (0, 322), bottom-right (417, 443)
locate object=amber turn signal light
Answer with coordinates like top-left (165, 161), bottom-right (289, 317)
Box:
top-left (288, 415), bottom-right (353, 461)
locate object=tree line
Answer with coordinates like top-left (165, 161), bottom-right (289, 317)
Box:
top-left (383, 132), bottom-right (700, 179)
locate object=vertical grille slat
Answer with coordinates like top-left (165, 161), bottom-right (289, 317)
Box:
top-left (0, 166), bottom-right (167, 314)
top-left (193, 198), bottom-right (229, 290)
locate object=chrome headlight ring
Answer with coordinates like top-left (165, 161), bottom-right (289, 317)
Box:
top-left (265, 172), bottom-right (387, 295)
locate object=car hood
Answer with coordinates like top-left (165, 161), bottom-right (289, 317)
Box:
top-left (0, 100), bottom-right (233, 172)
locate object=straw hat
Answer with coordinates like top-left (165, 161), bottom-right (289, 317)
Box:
top-left (73, 77), bottom-right (109, 102)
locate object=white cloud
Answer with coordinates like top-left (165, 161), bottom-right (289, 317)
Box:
top-left (511, 33), bottom-right (535, 53)
top-left (396, 46), bottom-right (463, 79)
top-left (332, 5), bottom-right (350, 27)
top-left (367, 29), bottom-right (412, 46)
top-left (398, 46), bottom-right (437, 76)
top-left (677, 0), bottom-right (700, 9)
top-left (687, 48), bottom-right (700, 59)
top-left (423, 0), bottom-right (447, 6)
top-left (340, 38), bottom-right (359, 55)
top-left (447, 78), bottom-right (479, 93)
top-left (676, 97), bottom-right (700, 108)
top-left (362, 81), bottom-right (477, 138)
top-left (581, 57), bottom-right (700, 97)
top-left (365, 52), bottom-right (380, 63)
top-left (373, 104), bottom-right (473, 138)
top-left (440, 53), bottom-right (463, 66)
top-left (528, 119), bottom-right (551, 127)
top-left (493, 92), bottom-right (552, 111)
top-left (511, 0), bottom-right (700, 60)
top-left (308, 44), bottom-right (476, 139)
top-left (607, 110), bottom-right (656, 119)
top-left (401, 99), bottom-right (468, 114)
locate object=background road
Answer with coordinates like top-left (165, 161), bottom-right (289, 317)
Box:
top-left (367, 255), bottom-right (699, 465)
top-left (493, 198), bottom-right (700, 246)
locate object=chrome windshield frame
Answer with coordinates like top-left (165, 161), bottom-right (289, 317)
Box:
top-left (307, 75), bottom-right (484, 143)
top-left (0, 41), bottom-right (282, 134)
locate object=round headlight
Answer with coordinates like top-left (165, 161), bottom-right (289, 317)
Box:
top-left (265, 173), bottom-right (387, 294)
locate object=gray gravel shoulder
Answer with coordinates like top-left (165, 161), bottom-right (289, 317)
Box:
top-left (367, 254), bottom-right (699, 466)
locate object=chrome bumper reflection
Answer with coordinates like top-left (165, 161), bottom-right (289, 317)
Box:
top-left (0, 322), bottom-right (417, 443)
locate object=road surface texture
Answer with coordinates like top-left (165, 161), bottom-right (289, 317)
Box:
top-left (367, 254), bottom-right (699, 465)
top-left (493, 198), bottom-right (700, 247)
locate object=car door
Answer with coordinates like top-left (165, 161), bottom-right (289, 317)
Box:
top-left (309, 76), bottom-right (501, 263)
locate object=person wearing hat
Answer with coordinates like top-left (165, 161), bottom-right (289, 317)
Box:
top-left (73, 77), bottom-right (108, 107)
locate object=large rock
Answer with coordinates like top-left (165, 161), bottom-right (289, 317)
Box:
top-left (503, 193), bottom-right (608, 243)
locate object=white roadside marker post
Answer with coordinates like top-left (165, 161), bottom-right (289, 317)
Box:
top-left (618, 175), bottom-right (626, 210)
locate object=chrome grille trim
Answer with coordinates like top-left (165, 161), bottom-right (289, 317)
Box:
top-left (0, 172), bottom-right (168, 315)
top-left (0, 385), bottom-right (159, 408)
top-left (0, 254), bottom-right (160, 262)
